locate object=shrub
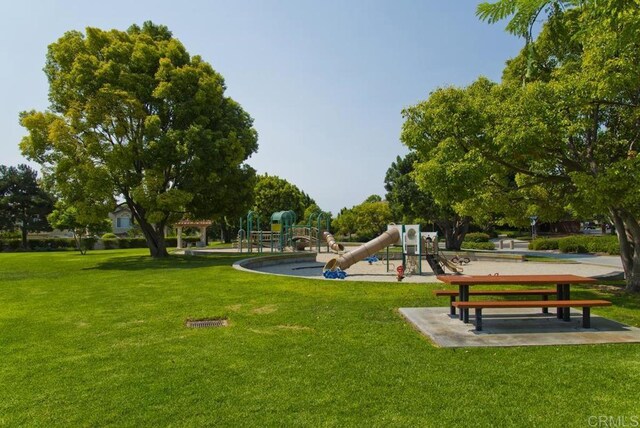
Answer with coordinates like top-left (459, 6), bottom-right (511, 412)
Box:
top-left (464, 232), bottom-right (491, 243)
top-left (118, 238), bottom-right (148, 249)
top-left (504, 230), bottom-right (526, 239)
top-left (102, 233), bottom-right (118, 239)
top-left (555, 235), bottom-right (619, 254)
top-left (461, 241), bottom-right (495, 250)
top-left (81, 237), bottom-right (97, 251)
top-left (1, 239), bottom-right (22, 251)
top-left (102, 238), bottom-right (119, 249)
top-left (528, 238), bottom-right (560, 251)
top-left (558, 237), bottom-right (588, 254)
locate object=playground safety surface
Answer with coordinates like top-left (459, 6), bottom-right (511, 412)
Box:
top-left (227, 251), bottom-right (623, 283)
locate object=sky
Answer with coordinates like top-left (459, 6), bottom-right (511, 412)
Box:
top-left (0, 0), bottom-right (523, 215)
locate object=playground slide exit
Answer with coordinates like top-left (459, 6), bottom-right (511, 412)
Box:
top-left (323, 228), bottom-right (400, 271)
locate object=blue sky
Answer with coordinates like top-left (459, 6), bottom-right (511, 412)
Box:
top-left (0, 0), bottom-right (522, 215)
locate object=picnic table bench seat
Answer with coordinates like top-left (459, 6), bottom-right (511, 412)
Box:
top-left (452, 299), bottom-right (612, 331)
top-left (434, 289), bottom-right (558, 315)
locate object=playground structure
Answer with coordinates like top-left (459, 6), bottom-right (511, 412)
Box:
top-left (322, 224), bottom-right (444, 277)
top-left (236, 212), bottom-right (462, 278)
top-left (236, 210), bottom-right (331, 254)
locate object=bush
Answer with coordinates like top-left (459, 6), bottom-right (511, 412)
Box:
top-left (528, 238), bottom-right (560, 251)
top-left (1, 239), bottom-right (22, 251)
top-left (118, 238), bottom-right (148, 249)
top-left (102, 238), bottom-right (119, 249)
top-left (557, 235), bottom-right (619, 255)
top-left (505, 230), bottom-right (526, 239)
top-left (461, 241), bottom-right (495, 250)
top-left (464, 232), bottom-right (491, 243)
top-left (558, 237), bottom-right (588, 254)
top-left (81, 237), bottom-right (97, 251)
top-left (102, 233), bottom-right (118, 239)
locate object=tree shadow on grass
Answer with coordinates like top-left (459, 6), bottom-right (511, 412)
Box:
top-left (573, 285), bottom-right (640, 311)
top-left (84, 253), bottom-right (249, 271)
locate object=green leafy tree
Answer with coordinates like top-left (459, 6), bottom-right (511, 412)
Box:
top-left (0, 164), bottom-right (54, 249)
top-left (332, 197), bottom-right (392, 241)
top-left (302, 203), bottom-right (331, 226)
top-left (400, 80), bottom-right (514, 249)
top-left (19, 22), bottom-right (258, 258)
top-left (384, 153), bottom-right (472, 249)
top-left (253, 174), bottom-right (314, 226)
top-left (48, 202), bottom-right (110, 254)
top-left (476, 0), bottom-right (640, 292)
top-left (332, 207), bottom-right (358, 239)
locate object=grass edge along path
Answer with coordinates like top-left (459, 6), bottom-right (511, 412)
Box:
top-left (0, 250), bottom-right (639, 427)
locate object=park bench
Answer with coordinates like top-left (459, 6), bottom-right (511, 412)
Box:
top-left (452, 299), bottom-right (612, 331)
top-left (434, 289), bottom-right (558, 316)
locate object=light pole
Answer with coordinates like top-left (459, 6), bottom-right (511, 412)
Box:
top-left (529, 215), bottom-right (538, 239)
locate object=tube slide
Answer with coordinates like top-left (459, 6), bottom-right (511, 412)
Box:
top-left (324, 228), bottom-right (400, 271)
top-left (322, 231), bottom-right (345, 253)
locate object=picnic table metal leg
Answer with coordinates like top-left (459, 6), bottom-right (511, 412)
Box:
top-left (542, 294), bottom-right (549, 314)
top-left (461, 285), bottom-right (470, 323)
top-left (475, 308), bottom-right (482, 331)
top-left (556, 284), bottom-right (563, 319)
top-left (561, 284), bottom-right (571, 322)
top-left (582, 307), bottom-right (591, 328)
top-left (450, 296), bottom-right (456, 316)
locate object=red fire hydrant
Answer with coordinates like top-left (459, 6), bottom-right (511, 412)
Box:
top-left (396, 265), bottom-right (405, 282)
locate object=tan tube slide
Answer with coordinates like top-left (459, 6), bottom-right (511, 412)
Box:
top-left (322, 231), bottom-right (345, 253)
top-left (324, 228), bottom-right (400, 271)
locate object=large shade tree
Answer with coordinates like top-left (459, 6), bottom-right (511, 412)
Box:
top-left (0, 164), bottom-right (54, 249)
top-left (332, 196), bottom-right (393, 241)
top-left (400, 79), bottom-right (535, 249)
top-left (20, 22), bottom-right (258, 257)
top-left (475, 0), bottom-right (640, 292)
top-left (252, 174), bottom-right (314, 226)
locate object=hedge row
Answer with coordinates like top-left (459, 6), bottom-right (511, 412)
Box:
top-left (464, 232), bottom-right (491, 243)
top-left (461, 241), bottom-right (496, 250)
top-left (528, 235), bottom-right (619, 255)
top-left (0, 236), bottom-right (203, 252)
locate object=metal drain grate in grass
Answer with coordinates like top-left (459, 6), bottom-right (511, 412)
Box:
top-left (185, 318), bottom-right (228, 328)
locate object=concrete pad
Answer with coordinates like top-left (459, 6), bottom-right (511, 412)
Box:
top-left (399, 307), bottom-right (640, 348)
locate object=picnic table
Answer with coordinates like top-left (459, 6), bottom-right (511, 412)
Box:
top-left (436, 274), bottom-right (598, 324)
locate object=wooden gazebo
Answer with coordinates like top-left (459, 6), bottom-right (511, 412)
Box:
top-left (174, 219), bottom-right (213, 248)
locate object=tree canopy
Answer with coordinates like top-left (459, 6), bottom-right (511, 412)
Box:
top-left (332, 196), bottom-right (392, 241)
top-left (252, 174), bottom-right (315, 226)
top-left (441, 0), bottom-right (640, 291)
top-left (20, 21), bottom-right (258, 257)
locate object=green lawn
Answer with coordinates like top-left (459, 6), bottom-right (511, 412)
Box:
top-left (1, 250), bottom-right (639, 426)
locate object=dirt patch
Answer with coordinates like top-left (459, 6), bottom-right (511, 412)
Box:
top-left (277, 324), bottom-right (313, 332)
top-left (251, 304), bottom-right (278, 314)
top-left (226, 304), bottom-right (244, 312)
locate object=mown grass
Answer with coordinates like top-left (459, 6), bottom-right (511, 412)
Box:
top-left (1, 250), bottom-right (639, 426)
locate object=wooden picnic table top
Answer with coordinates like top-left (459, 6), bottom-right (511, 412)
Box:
top-left (436, 274), bottom-right (597, 285)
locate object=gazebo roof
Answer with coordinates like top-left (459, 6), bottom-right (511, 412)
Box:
top-left (175, 219), bottom-right (213, 227)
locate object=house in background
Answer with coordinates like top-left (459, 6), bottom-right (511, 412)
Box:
top-left (108, 204), bottom-right (133, 236)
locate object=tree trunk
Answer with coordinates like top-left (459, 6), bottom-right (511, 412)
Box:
top-left (437, 217), bottom-right (470, 251)
top-left (220, 222), bottom-right (232, 244)
top-left (610, 208), bottom-right (640, 293)
top-left (21, 225), bottom-right (28, 250)
top-left (123, 197), bottom-right (169, 258)
top-left (72, 229), bottom-right (86, 255)
top-left (137, 217), bottom-right (168, 258)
